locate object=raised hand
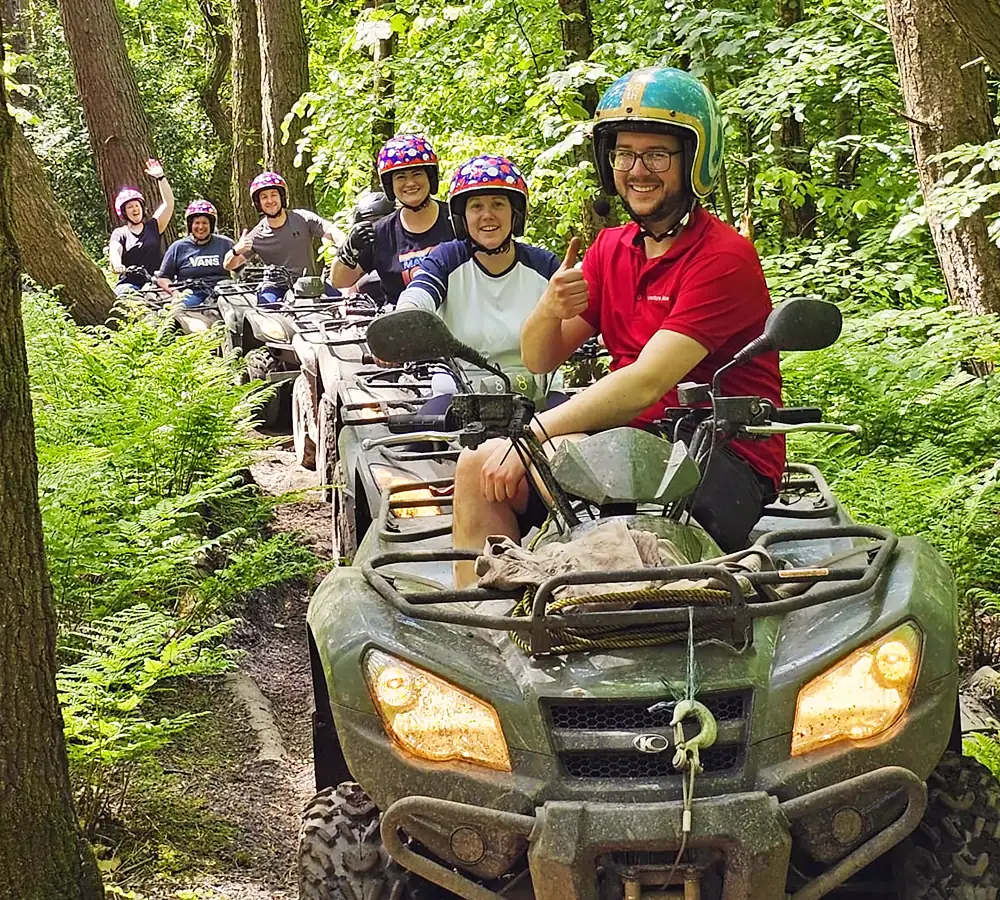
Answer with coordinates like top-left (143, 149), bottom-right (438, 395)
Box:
top-left (541, 236), bottom-right (589, 320)
top-left (337, 221), bottom-right (376, 269)
top-left (233, 229), bottom-right (254, 256)
top-left (144, 158), bottom-right (165, 180)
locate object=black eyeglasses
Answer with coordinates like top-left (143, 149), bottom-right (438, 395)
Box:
top-left (608, 148), bottom-right (683, 173)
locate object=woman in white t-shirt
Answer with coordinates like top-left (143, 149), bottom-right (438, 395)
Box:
top-left (395, 154), bottom-right (564, 411)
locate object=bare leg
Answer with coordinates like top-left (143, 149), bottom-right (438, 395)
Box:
top-left (452, 439), bottom-right (528, 588)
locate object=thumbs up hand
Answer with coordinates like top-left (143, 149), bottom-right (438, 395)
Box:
top-left (541, 236), bottom-right (589, 320)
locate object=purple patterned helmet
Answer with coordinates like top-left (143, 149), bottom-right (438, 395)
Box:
top-left (447, 155), bottom-right (529, 239)
top-left (114, 188), bottom-right (145, 219)
top-left (249, 172), bottom-right (288, 211)
top-left (185, 199), bottom-right (218, 233)
top-left (376, 135), bottom-right (440, 200)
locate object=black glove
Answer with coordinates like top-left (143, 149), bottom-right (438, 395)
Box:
top-left (337, 220), bottom-right (376, 269)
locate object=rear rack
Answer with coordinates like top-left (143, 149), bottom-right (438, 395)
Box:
top-left (374, 477), bottom-right (455, 544)
top-left (764, 463), bottom-right (838, 519)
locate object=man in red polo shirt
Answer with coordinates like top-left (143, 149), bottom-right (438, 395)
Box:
top-left (450, 66), bottom-right (783, 588)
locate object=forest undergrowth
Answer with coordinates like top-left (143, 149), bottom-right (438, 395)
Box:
top-left (21, 245), bottom-right (1000, 883)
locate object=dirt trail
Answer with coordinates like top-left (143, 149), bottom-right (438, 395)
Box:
top-left (132, 440), bottom-right (329, 900)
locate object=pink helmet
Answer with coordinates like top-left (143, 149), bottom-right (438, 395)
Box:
top-left (448, 155), bottom-right (529, 239)
top-left (376, 135), bottom-right (440, 200)
top-left (249, 172), bottom-right (288, 211)
top-left (185, 199), bottom-right (218, 233)
top-left (114, 188), bottom-right (145, 219)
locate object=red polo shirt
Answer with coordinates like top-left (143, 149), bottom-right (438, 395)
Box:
top-left (580, 206), bottom-right (785, 488)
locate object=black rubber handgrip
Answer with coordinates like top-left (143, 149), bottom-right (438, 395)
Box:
top-left (387, 414), bottom-right (448, 433)
top-left (771, 406), bottom-right (822, 424)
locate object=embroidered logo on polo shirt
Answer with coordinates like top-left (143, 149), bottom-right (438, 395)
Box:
top-left (646, 293), bottom-right (671, 303)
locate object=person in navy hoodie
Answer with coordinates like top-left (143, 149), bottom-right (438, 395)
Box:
top-left (395, 154), bottom-right (563, 409)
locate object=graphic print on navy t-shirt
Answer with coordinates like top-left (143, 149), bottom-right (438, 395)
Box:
top-left (367, 200), bottom-right (455, 303)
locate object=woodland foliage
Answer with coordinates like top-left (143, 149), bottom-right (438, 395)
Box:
top-left (6, 0), bottom-right (1000, 864)
top-left (21, 290), bottom-right (319, 833)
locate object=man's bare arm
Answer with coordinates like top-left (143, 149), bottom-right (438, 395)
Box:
top-left (535, 329), bottom-right (708, 437)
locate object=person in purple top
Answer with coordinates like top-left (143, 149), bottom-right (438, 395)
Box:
top-left (108, 158), bottom-right (175, 296)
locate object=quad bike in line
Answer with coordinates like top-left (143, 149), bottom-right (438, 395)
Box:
top-left (297, 298), bottom-right (466, 559)
top-left (299, 297), bottom-right (1000, 900)
top-left (217, 265), bottom-right (344, 428)
top-left (110, 268), bottom-right (225, 337)
top-left (307, 314), bottom-right (588, 562)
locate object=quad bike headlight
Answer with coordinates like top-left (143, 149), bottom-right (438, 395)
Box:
top-left (371, 466), bottom-right (442, 517)
top-left (259, 317), bottom-right (289, 342)
top-left (791, 623), bottom-right (922, 756)
top-left (185, 317), bottom-right (210, 332)
top-left (364, 650), bottom-right (511, 771)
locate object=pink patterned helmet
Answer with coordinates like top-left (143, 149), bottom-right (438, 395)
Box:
top-left (114, 188), bottom-right (145, 219)
top-left (448, 155), bottom-right (529, 238)
top-left (376, 135), bottom-right (440, 199)
top-left (249, 172), bottom-right (288, 211)
top-left (185, 199), bottom-right (218, 233)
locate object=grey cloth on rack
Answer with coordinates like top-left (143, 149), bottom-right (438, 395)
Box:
top-left (475, 520), bottom-right (703, 608)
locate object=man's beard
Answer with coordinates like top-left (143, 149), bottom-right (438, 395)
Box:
top-left (621, 188), bottom-right (690, 236)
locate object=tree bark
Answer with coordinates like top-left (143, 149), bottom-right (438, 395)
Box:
top-left (196, 0), bottom-right (234, 230)
top-left (886, 0), bottom-right (1000, 314)
top-left (0, 34), bottom-right (105, 900)
top-left (230, 0), bottom-right (263, 233)
top-left (557, 0), bottom-right (598, 115)
top-left (10, 124), bottom-right (114, 325)
top-left (940, 0), bottom-right (1000, 72)
top-left (557, 0), bottom-right (604, 242)
top-left (58, 0), bottom-right (173, 240)
top-left (256, 0), bottom-right (313, 210)
top-left (774, 0), bottom-right (816, 239)
top-left (370, 25), bottom-right (396, 189)
top-left (1, 0), bottom-right (24, 51)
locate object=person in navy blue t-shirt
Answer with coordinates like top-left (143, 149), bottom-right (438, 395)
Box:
top-left (331, 134), bottom-right (455, 304)
top-left (156, 200), bottom-right (234, 306)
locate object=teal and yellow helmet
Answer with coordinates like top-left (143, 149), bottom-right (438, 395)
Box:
top-left (592, 67), bottom-right (724, 200)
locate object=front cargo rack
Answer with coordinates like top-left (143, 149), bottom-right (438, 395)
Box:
top-left (362, 517), bottom-right (898, 655)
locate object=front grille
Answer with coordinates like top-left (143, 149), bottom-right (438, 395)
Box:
top-left (548, 693), bottom-right (747, 731)
top-left (545, 692), bottom-right (750, 781)
top-left (562, 745), bottom-right (741, 779)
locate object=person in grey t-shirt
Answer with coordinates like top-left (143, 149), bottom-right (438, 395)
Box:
top-left (223, 171), bottom-right (345, 281)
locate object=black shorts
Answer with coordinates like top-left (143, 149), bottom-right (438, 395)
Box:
top-left (515, 432), bottom-right (776, 553)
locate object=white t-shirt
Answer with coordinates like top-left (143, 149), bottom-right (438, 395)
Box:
top-left (395, 239), bottom-right (562, 403)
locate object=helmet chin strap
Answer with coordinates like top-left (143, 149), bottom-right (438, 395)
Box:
top-left (399, 195), bottom-right (431, 212)
top-left (625, 197), bottom-right (697, 242)
top-left (467, 229), bottom-right (514, 256)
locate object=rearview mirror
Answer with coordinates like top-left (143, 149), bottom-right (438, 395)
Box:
top-left (366, 308), bottom-right (492, 371)
top-left (764, 297), bottom-right (842, 352)
top-left (732, 298), bottom-right (842, 366)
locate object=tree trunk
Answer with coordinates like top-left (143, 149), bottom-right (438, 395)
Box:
top-left (0, 35), bottom-right (105, 900)
top-left (230, 0), bottom-right (263, 234)
top-left (196, 0), bottom-right (234, 230)
top-left (371, 26), bottom-right (396, 189)
top-left (886, 0), bottom-right (1000, 314)
top-left (557, 0), bottom-right (598, 115)
top-left (58, 0), bottom-right (174, 240)
top-left (940, 0), bottom-right (1000, 72)
top-left (774, 0), bottom-right (816, 239)
top-left (256, 0), bottom-right (313, 210)
top-left (10, 124), bottom-right (114, 325)
top-left (1, 0), bottom-right (24, 51)
top-left (557, 0), bottom-right (604, 242)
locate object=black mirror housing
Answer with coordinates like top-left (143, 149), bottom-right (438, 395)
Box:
top-left (365, 308), bottom-right (497, 378)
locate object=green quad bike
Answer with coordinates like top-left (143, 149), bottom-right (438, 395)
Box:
top-left (301, 298), bottom-right (998, 900)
